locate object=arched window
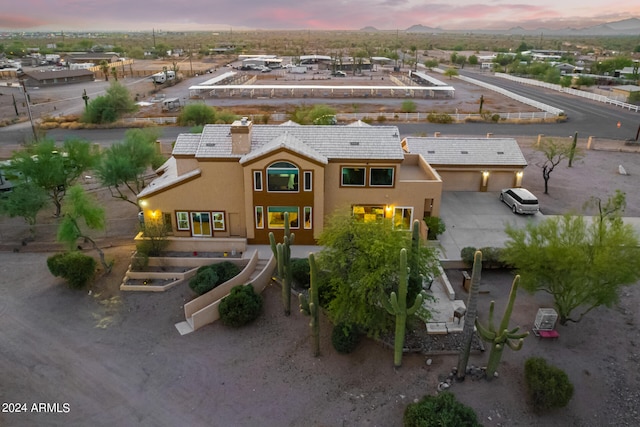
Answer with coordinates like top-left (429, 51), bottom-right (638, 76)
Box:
top-left (267, 161), bottom-right (299, 192)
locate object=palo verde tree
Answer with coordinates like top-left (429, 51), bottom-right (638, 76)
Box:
top-left (501, 190), bottom-right (640, 325)
top-left (7, 138), bottom-right (98, 217)
top-left (536, 138), bottom-right (574, 194)
top-left (317, 210), bottom-right (438, 338)
top-left (57, 185), bottom-right (111, 274)
top-left (0, 181), bottom-right (48, 238)
top-left (82, 81), bottom-right (138, 124)
top-left (95, 128), bottom-right (165, 207)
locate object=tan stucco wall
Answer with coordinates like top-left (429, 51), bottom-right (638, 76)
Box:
top-left (435, 167), bottom-right (525, 192)
top-left (140, 160), bottom-right (246, 237)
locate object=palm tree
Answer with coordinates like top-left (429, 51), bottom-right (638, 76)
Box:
top-left (99, 60), bottom-right (109, 81)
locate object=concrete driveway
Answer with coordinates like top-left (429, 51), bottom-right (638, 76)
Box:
top-left (437, 191), bottom-right (544, 260)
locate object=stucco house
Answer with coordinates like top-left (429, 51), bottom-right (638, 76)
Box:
top-left (137, 119), bottom-right (443, 245)
top-left (402, 137), bottom-right (528, 191)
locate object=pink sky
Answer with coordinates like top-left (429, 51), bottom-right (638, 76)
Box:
top-left (1, 0), bottom-right (639, 31)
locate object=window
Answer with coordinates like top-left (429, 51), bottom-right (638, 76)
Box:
top-left (341, 167), bottom-right (365, 186)
top-left (304, 171), bottom-right (312, 191)
top-left (267, 162), bottom-right (298, 192)
top-left (255, 206), bottom-right (264, 229)
top-left (352, 205), bottom-right (385, 222)
top-left (267, 206), bottom-right (299, 229)
top-left (254, 171), bottom-right (263, 191)
top-left (163, 212), bottom-right (173, 232)
top-left (176, 211), bottom-right (190, 230)
top-left (304, 207), bottom-right (312, 229)
top-left (370, 167), bottom-right (394, 187)
top-left (393, 207), bottom-right (413, 230)
top-left (212, 212), bottom-right (225, 231)
top-left (191, 212), bottom-right (211, 236)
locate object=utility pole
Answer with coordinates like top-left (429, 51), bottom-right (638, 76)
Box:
top-left (20, 80), bottom-right (38, 142)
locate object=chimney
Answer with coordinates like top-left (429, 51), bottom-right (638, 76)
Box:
top-left (231, 117), bottom-right (252, 154)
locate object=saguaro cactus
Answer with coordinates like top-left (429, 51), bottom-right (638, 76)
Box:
top-left (457, 250), bottom-right (483, 381)
top-left (383, 248), bottom-right (424, 368)
top-left (299, 253), bottom-right (320, 357)
top-left (476, 274), bottom-right (529, 379)
top-left (269, 212), bottom-right (295, 316)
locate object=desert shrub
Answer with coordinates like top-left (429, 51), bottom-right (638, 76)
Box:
top-left (219, 284), bottom-right (263, 327)
top-left (376, 115), bottom-right (386, 123)
top-left (215, 109), bottom-right (239, 124)
top-left (403, 391), bottom-right (481, 427)
top-left (478, 246), bottom-right (506, 268)
top-left (189, 261), bottom-right (241, 295)
top-left (331, 322), bottom-right (362, 354)
top-left (524, 357), bottom-right (574, 412)
top-left (424, 216), bottom-right (446, 240)
top-left (460, 246), bottom-right (477, 265)
top-left (291, 258), bottom-right (310, 288)
top-left (401, 100), bottom-right (417, 113)
top-left (189, 268), bottom-right (220, 295)
top-left (47, 251), bottom-right (97, 289)
top-left (427, 112), bottom-right (453, 124)
top-left (178, 103), bottom-right (215, 126)
top-left (316, 269), bottom-right (336, 309)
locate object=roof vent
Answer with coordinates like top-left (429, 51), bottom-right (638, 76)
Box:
top-left (350, 141), bottom-right (360, 146)
top-left (461, 151), bottom-right (469, 154)
top-left (205, 143), bottom-right (215, 147)
top-left (427, 150), bottom-right (435, 154)
top-left (497, 151), bottom-right (504, 155)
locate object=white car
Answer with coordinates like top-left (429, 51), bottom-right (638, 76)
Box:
top-left (499, 188), bottom-right (539, 214)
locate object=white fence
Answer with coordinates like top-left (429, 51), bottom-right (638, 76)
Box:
top-left (495, 73), bottom-right (640, 113)
top-left (263, 111), bottom-right (554, 123)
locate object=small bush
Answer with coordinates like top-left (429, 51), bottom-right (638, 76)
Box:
top-left (189, 261), bottom-right (241, 295)
top-left (525, 357), bottom-right (574, 412)
top-left (331, 322), bottom-right (362, 354)
top-left (403, 391), bottom-right (481, 427)
top-left (178, 103), bottom-right (215, 126)
top-left (291, 258), bottom-right (310, 288)
top-left (460, 246), bottom-right (477, 265)
top-left (424, 216), bottom-right (446, 240)
top-left (219, 284), bottom-right (263, 327)
top-left (427, 112), bottom-right (453, 124)
top-left (376, 115), bottom-right (386, 123)
top-left (401, 100), bottom-right (417, 113)
top-left (47, 252), bottom-right (97, 289)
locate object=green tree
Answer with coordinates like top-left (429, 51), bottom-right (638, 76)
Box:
top-left (57, 185), bottom-right (111, 273)
top-left (95, 128), bottom-right (165, 206)
top-left (0, 181), bottom-right (48, 238)
top-left (536, 138), bottom-right (573, 194)
top-left (501, 191), bottom-right (640, 325)
top-left (423, 59), bottom-right (438, 70)
top-left (444, 68), bottom-right (459, 79)
top-left (309, 104), bottom-right (336, 125)
top-left (178, 103), bottom-right (215, 126)
top-left (468, 55), bottom-right (478, 66)
top-left (99, 60), bottom-right (109, 81)
top-left (82, 82), bottom-right (138, 124)
top-left (401, 100), bottom-right (417, 113)
top-left (317, 211), bottom-right (438, 337)
top-left (7, 138), bottom-right (98, 217)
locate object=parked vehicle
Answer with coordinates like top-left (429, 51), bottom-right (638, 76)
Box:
top-left (499, 188), bottom-right (539, 214)
top-left (332, 71), bottom-right (347, 77)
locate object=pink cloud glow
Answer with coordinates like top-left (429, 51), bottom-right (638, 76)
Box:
top-left (0, 0), bottom-right (639, 31)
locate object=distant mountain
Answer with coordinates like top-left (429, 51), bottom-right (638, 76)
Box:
top-left (359, 26), bottom-right (379, 32)
top-left (401, 18), bottom-right (640, 36)
top-left (405, 24), bottom-right (443, 33)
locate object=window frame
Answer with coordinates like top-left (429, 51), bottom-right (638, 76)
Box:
top-left (392, 206), bottom-right (414, 230)
top-left (190, 212), bottom-right (212, 236)
top-left (255, 206), bottom-right (264, 229)
top-left (254, 170), bottom-right (263, 191)
top-left (212, 211), bottom-right (225, 231)
top-left (267, 206), bottom-right (300, 229)
top-left (341, 166), bottom-right (366, 187)
top-left (267, 161), bottom-right (299, 192)
top-left (369, 167), bottom-right (395, 187)
top-left (176, 211), bottom-right (190, 230)
top-left (304, 206), bottom-right (312, 229)
top-left (303, 171), bottom-right (312, 191)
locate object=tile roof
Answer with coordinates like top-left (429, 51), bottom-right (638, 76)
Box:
top-left (403, 137), bottom-right (527, 166)
top-left (239, 131), bottom-right (328, 165)
top-left (137, 157), bottom-right (201, 198)
top-left (176, 124), bottom-right (404, 162)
